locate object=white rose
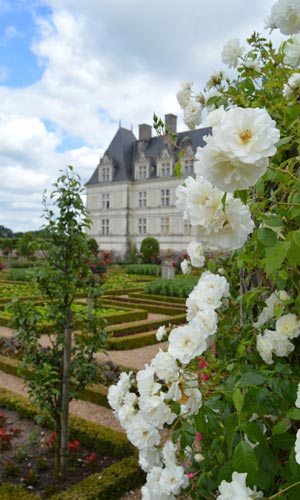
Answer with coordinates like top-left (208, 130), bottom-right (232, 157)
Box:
top-left (295, 429), bottom-right (300, 464)
top-left (193, 196), bottom-right (255, 251)
top-left (139, 447), bottom-right (161, 473)
top-left (257, 333), bottom-right (273, 364)
top-left (151, 349), bottom-right (179, 383)
top-left (221, 39), bottom-right (244, 68)
top-left (180, 386), bottom-right (203, 416)
top-left (187, 240), bottom-right (205, 267)
top-left (183, 100), bottom-right (202, 129)
top-left (266, 0), bottom-right (300, 35)
top-left (284, 34), bottom-right (300, 67)
top-left (136, 364), bottom-right (161, 399)
top-left (190, 309), bottom-right (218, 339)
top-left (176, 81), bottom-right (192, 108)
top-left (276, 313), bottom-right (300, 339)
top-left (126, 414), bottom-right (161, 450)
top-left (243, 57), bottom-right (260, 71)
top-left (180, 258), bottom-right (191, 275)
top-left (156, 324), bottom-right (167, 342)
top-left (283, 72), bottom-right (300, 99)
top-left (196, 143), bottom-right (269, 193)
top-left (168, 323), bottom-right (207, 364)
top-left (217, 471), bottom-right (263, 500)
top-left (139, 395), bottom-right (175, 428)
top-left (206, 105), bottom-right (226, 127)
top-left (159, 464), bottom-right (188, 495)
top-left (295, 383), bottom-right (300, 408)
top-left (196, 107), bottom-right (280, 192)
top-left (107, 371), bottom-right (132, 410)
top-left (181, 175), bottom-right (224, 228)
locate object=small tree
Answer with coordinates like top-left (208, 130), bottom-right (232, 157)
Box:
top-left (140, 237), bottom-right (160, 264)
top-left (8, 166), bottom-right (106, 478)
top-left (16, 232), bottom-right (39, 261)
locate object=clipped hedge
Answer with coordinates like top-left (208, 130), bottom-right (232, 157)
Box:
top-left (102, 297), bottom-right (183, 316)
top-left (125, 264), bottom-right (161, 276)
top-left (0, 388), bottom-right (143, 499)
top-left (106, 330), bottom-right (159, 350)
top-left (50, 456), bottom-right (144, 500)
top-left (129, 292), bottom-right (186, 305)
top-left (0, 355), bottom-right (110, 408)
top-left (106, 312), bottom-right (185, 338)
top-left (144, 275), bottom-right (198, 298)
top-left (102, 287), bottom-right (144, 296)
top-left (0, 483), bottom-right (39, 500)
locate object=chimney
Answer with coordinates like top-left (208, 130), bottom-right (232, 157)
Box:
top-left (165, 114), bottom-right (177, 134)
top-left (139, 124), bottom-right (152, 141)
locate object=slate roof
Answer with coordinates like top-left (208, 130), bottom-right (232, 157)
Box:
top-left (85, 125), bottom-right (212, 185)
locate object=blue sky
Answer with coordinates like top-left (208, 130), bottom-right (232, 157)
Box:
top-left (0, 0), bottom-right (277, 233)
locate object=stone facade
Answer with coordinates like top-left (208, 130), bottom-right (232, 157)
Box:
top-left (85, 114), bottom-right (211, 259)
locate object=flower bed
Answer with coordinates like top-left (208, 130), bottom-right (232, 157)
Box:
top-left (0, 388), bottom-right (143, 499)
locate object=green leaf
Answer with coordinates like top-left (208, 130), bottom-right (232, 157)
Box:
top-left (275, 136), bottom-right (293, 148)
top-left (232, 441), bottom-right (259, 483)
top-left (225, 414), bottom-right (238, 456)
top-left (257, 227), bottom-right (278, 247)
top-left (174, 161), bottom-right (182, 178)
top-left (239, 371), bottom-right (266, 387)
top-left (217, 461), bottom-right (233, 484)
top-left (232, 388), bottom-right (244, 413)
top-left (270, 432), bottom-right (295, 450)
top-left (235, 189), bottom-right (248, 204)
top-left (286, 408), bottom-right (300, 420)
top-left (264, 241), bottom-right (290, 277)
top-left (272, 421), bottom-right (287, 435)
top-left (262, 215), bottom-right (283, 227)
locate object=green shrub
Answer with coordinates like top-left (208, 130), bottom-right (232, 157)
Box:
top-left (125, 264), bottom-right (161, 276)
top-left (9, 261), bottom-right (34, 269)
top-left (140, 237), bottom-right (160, 264)
top-left (144, 275), bottom-right (198, 298)
top-left (7, 268), bottom-right (34, 281)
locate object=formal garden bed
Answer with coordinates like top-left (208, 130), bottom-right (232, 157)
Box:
top-left (0, 389), bottom-right (143, 500)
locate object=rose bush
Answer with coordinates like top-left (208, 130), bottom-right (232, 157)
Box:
top-left (108, 1), bottom-right (300, 498)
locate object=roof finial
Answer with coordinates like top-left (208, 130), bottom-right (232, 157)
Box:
top-left (131, 123), bottom-right (133, 131)
top-left (119, 119), bottom-right (122, 128)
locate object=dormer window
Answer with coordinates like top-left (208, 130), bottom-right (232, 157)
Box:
top-left (137, 165), bottom-right (148, 180)
top-left (157, 147), bottom-right (173, 177)
top-left (181, 145), bottom-right (196, 176)
top-left (134, 151), bottom-right (149, 180)
top-left (102, 166), bottom-right (111, 182)
top-left (99, 154), bottom-right (113, 183)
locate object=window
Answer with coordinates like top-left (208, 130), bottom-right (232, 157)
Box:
top-left (138, 191), bottom-right (147, 208)
top-left (102, 166), bottom-right (111, 182)
top-left (101, 193), bottom-right (110, 209)
top-left (161, 189), bottom-right (170, 207)
top-left (138, 218), bottom-right (147, 235)
top-left (161, 217), bottom-right (170, 235)
top-left (137, 165), bottom-right (147, 180)
top-left (161, 162), bottom-right (171, 177)
top-left (182, 159), bottom-right (194, 176)
top-left (183, 220), bottom-right (192, 235)
top-left (101, 219), bottom-right (109, 235)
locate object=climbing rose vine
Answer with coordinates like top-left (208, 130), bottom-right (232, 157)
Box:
top-left (108, 0), bottom-right (300, 498)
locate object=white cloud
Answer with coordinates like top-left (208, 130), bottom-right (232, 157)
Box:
top-left (0, 0), bottom-right (282, 232)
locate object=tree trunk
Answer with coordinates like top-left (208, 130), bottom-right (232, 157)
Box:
top-left (59, 309), bottom-right (73, 478)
